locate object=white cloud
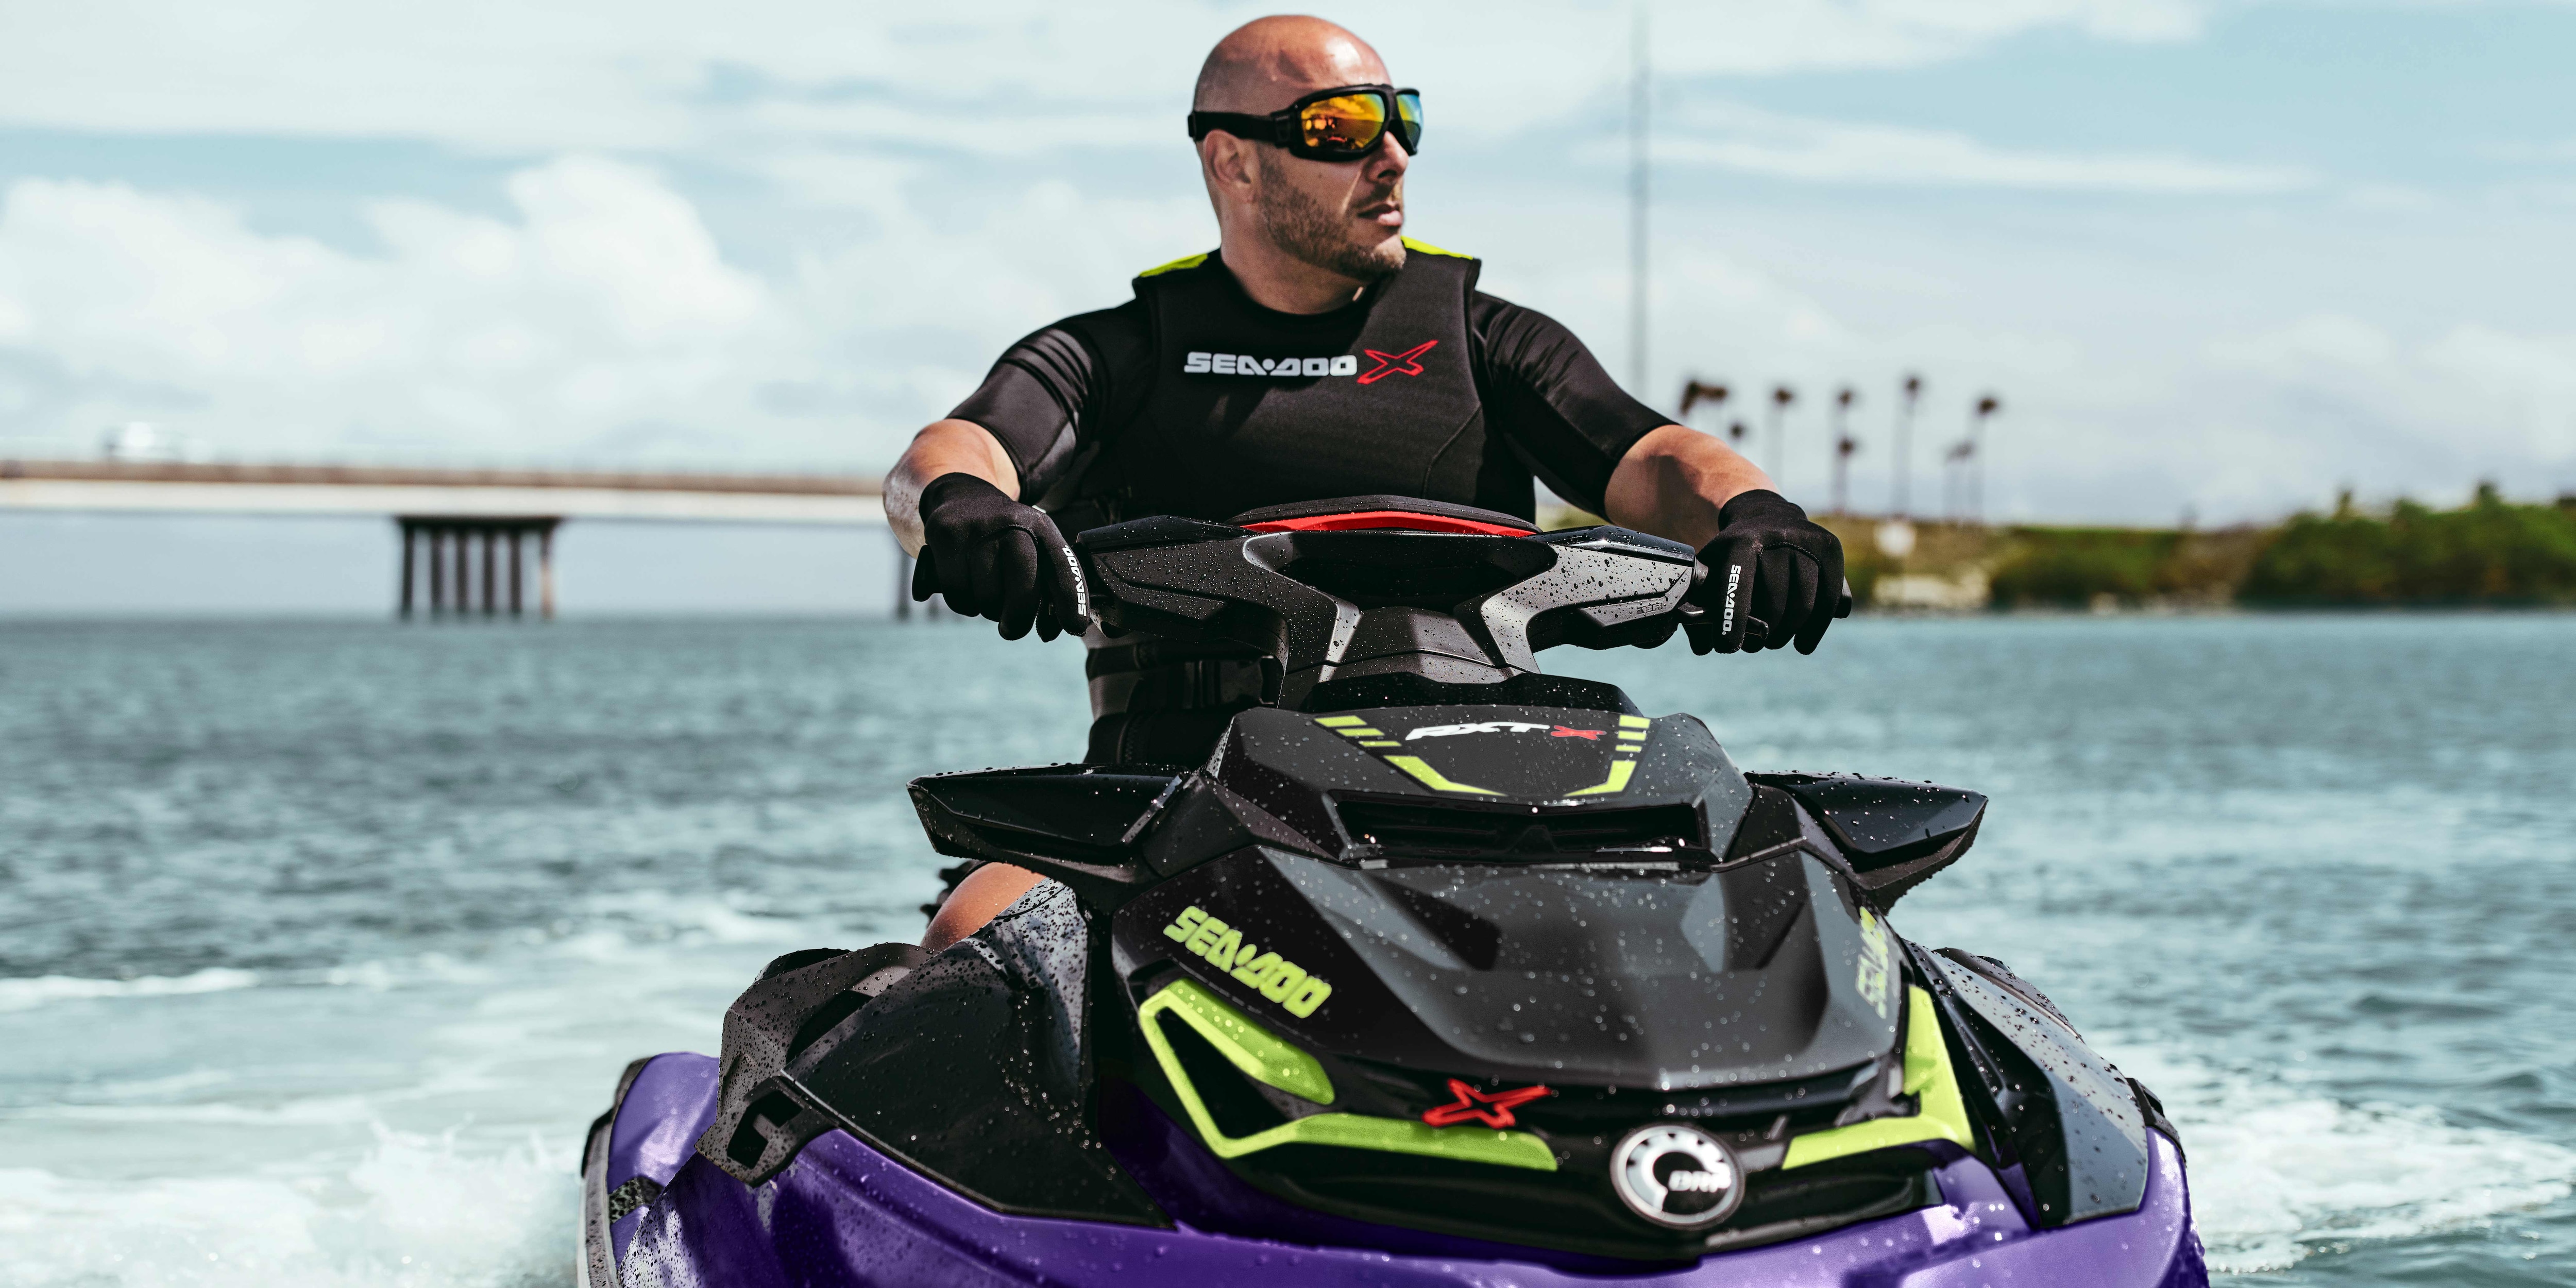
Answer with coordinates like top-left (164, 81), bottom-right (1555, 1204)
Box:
top-left (2422, 325), bottom-right (2576, 459)
top-left (2208, 313), bottom-right (2400, 370)
top-left (0, 160), bottom-right (786, 457)
top-left (0, 152), bottom-right (1219, 465)
top-left (1655, 106), bottom-right (2312, 193)
top-left (2204, 313), bottom-right (2576, 499)
top-left (4, 0), bottom-right (2568, 527)
top-left (0, 1), bottom-right (2213, 155)
top-left (2475, 137), bottom-right (2576, 163)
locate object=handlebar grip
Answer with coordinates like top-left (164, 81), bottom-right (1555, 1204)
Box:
top-left (1675, 601), bottom-right (1769, 649)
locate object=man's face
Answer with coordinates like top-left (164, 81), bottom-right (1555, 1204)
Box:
top-left (1253, 124), bottom-right (1409, 281)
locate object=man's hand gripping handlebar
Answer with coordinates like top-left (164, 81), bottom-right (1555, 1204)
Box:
top-left (909, 473), bottom-right (1091, 641)
top-left (1678, 489), bottom-right (1854, 654)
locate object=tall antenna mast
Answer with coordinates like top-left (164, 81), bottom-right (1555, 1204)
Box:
top-left (1628, 2), bottom-right (1649, 394)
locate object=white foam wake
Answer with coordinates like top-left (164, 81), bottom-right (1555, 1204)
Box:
top-left (0, 968), bottom-right (261, 1014)
top-left (2105, 1043), bottom-right (2576, 1274)
top-left (0, 1125), bottom-right (578, 1288)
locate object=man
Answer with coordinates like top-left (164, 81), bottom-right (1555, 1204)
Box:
top-left (892, 16), bottom-right (1846, 945)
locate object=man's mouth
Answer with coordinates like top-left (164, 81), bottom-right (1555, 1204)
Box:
top-left (1356, 198), bottom-right (1403, 228)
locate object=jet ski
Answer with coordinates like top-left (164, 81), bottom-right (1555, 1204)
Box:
top-left (581, 496), bottom-right (2205, 1286)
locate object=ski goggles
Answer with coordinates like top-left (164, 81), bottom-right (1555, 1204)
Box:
top-left (1187, 84), bottom-right (1423, 161)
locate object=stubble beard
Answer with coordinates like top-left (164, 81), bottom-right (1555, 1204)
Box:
top-left (1256, 150), bottom-right (1405, 282)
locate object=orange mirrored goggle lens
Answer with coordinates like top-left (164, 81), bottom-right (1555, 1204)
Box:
top-left (1299, 93), bottom-right (1389, 152)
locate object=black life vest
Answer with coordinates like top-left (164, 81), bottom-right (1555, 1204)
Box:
top-left (1057, 239), bottom-right (1535, 526)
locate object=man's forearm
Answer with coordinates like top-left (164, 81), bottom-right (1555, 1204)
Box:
top-left (886, 418), bottom-right (1021, 554)
top-left (1601, 424), bottom-right (1777, 550)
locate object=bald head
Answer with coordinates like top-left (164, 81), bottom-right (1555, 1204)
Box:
top-left (1190, 15), bottom-right (1411, 310)
top-left (1194, 15), bottom-right (1388, 113)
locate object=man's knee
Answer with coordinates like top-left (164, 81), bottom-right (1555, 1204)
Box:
top-left (922, 861), bottom-right (1046, 952)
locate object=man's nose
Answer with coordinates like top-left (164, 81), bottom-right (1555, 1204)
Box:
top-left (1362, 127), bottom-right (1410, 180)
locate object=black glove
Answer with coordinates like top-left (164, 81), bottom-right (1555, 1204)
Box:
top-left (1685, 489), bottom-right (1852, 655)
top-left (912, 473), bottom-right (1089, 641)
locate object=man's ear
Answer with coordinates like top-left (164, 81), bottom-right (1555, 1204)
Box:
top-left (1200, 133), bottom-right (1259, 201)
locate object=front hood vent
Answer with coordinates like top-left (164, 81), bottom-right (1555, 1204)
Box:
top-left (1339, 800), bottom-right (1702, 860)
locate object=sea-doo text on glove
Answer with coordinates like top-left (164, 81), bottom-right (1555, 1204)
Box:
top-left (912, 473), bottom-right (1090, 641)
top-left (1686, 489), bottom-right (1852, 655)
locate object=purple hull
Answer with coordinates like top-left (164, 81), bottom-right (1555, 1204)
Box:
top-left (601, 1053), bottom-right (2205, 1287)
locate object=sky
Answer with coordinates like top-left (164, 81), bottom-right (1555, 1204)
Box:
top-left (2, 0), bottom-right (2572, 611)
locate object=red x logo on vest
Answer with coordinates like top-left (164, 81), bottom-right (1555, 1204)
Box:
top-left (1357, 338), bottom-right (1440, 385)
top-left (1421, 1078), bottom-right (1554, 1129)
top-left (1551, 726), bottom-right (1605, 739)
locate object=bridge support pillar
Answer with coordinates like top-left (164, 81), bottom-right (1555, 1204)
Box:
top-left (892, 531), bottom-right (945, 620)
top-left (894, 541), bottom-right (912, 621)
top-left (398, 516), bottom-right (562, 622)
top-left (400, 524), bottom-right (418, 617)
top-left (427, 527), bottom-right (446, 615)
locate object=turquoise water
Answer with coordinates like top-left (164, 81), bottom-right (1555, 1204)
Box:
top-left (3, 616), bottom-right (2571, 1284)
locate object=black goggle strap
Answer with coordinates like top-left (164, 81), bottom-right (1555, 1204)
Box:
top-left (1185, 86), bottom-right (1421, 155)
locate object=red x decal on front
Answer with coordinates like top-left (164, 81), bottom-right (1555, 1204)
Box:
top-left (1357, 339), bottom-right (1439, 385)
top-left (1551, 726), bottom-right (1604, 739)
top-left (1421, 1078), bottom-right (1554, 1129)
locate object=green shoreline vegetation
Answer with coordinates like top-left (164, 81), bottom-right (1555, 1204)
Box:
top-left (1800, 486), bottom-right (2576, 611)
top-left (1823, 486), bottom-right (2576, 611)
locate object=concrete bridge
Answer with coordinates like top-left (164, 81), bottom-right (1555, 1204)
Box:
top-left (0, 457), bottom-right (891, 618)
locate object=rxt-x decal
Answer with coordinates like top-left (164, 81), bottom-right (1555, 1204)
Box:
top-left (1422, 1078), bottom-right (1554, 1129)
top-left (1357, 339), bottom-right (1439, 385)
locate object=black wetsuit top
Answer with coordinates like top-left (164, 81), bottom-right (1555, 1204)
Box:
top-left (946, 240), bottom-right (1668, 763)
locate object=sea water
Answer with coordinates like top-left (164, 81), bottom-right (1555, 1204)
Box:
top-left (2, 615), bottom-right (2570, 1285)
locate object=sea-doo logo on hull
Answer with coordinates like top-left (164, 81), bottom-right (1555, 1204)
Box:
top-left (1183, 351), bottom-right (1362, 378)
top-left (1610, 1124), bottom-right (1743, 1228)
top-left (1161, 905), bottom-right (1334, 1019)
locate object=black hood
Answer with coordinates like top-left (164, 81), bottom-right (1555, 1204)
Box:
top-left (1113, 844), bottom-right (1895, 1091)
top-left (1104, 701), bottom-right (1901, 1090)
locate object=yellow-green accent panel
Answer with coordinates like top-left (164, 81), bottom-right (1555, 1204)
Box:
top-left (1314, 716), bottom-right (1366, 727)
top-left (1142, 978), bottom-right (1333, 1104)
top-left (1140, 981), bottom-right (1554, 1171)
top-left (1564, 759), bottom-right (1638, 798)
top-left (1400, 236), bottom-right (1470, 259)
top-left (1380, 755), bottom-right (1501, 795)
top-left (1336, 728), bottom-right (1385, 738)
top-left (1782, 987), bottom-right (1977, 1168)
top-left (1618, 715), bottom-right (1652, 729)
top-left (1360, 741), bottom-right (1400, 748)
top-left (1138, 251), bottom-right (1212, 278)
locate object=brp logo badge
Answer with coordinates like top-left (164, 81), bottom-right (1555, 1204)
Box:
top-left (1609, 1124), bottom-right (1742, 1228)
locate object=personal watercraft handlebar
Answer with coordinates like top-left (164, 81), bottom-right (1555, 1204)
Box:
top-left (1064, 508), bottom-right (1719, 709)
top-left (907, 499), bottom-right (1780, 706)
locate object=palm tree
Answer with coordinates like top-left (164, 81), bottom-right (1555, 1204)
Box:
top-left (1830, 386), bottom-right (1859, 516)
top-left (1943, 439), bottom-right (1975, 521)
top-left (1893, 373), bottom-right (1922, 519)
top-left (1767, 384), bottom-right (1796, 482)
top-left (1968, 394), bottom-right (2002, 523)
top-left (1680, 380), bottom-right (1729, 419)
